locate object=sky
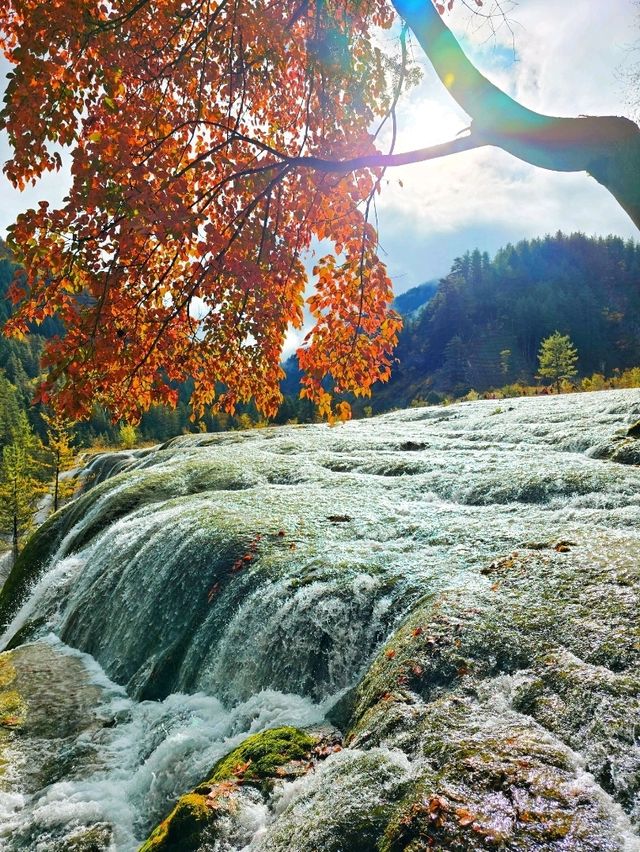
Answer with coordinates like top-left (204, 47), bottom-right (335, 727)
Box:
top-left (0, 0), bottom-right (638, 298)
top-left (373, 0), bottom-right (639, 290)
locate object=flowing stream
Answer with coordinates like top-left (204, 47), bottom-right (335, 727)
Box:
top-left (0, 389), bottom-right (639, 850)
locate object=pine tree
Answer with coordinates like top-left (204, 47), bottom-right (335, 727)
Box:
top-left (538, 332), bottom-right (579, 393)
top-left (42, 410), bottom-right (76, 512)
top-left (0, 414), bottom-right (44, 559)
top-left (0, 371), bottom-right (22, 449)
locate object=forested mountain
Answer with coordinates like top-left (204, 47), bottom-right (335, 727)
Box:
top-left (370, 232), bottom-right (640, 410)
top-left (392, 279), bottom-right (438, 315)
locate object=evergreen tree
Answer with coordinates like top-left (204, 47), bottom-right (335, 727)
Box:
top-left (0, 414), bottom-right (44, 558)
top-left (0, 372), bottom-right (22, 449)
top-left (42, 410), bottom-right (76, 512)
top-left (538, 332), bottom-right (579, 393)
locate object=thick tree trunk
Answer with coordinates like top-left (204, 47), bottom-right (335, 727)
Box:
top-left (391, 0), bottom-right (640, 230)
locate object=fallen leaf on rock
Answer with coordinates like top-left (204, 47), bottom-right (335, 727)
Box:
top-left (456, 808), bottom-right (475, 827)
top-left (232, 760), bottom-right (252, 777)
top-left (313, 743), bottom-right (342, 758)
top-left (206, 780), bottom-right (238, 810)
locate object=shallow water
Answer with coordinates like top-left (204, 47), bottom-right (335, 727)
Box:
top-left (0, 389), bottom-right (639, 849)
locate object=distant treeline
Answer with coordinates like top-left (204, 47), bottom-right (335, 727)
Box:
top-left (368, 231), bottom-right (640, 410)
top-left (1, 231), bottom-right (640, 445)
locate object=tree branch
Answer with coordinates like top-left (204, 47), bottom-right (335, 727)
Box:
top-left (286, 133), bottom-right (485, 171)
top-left (391, 0), bottom-right (640, 229)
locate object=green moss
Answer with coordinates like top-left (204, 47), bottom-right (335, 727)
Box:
top-left (139, 727), bottom-right (316, 851)
top-left (139, 793), bottom-right (213, 851)
top-left (0, 653), bottom-right (16, 689)
top-left (0, 689), bottom-right (26, 728)
top-left (208, 725), bottom-right (315, 791)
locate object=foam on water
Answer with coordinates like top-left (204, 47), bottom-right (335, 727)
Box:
top-left (0, 389), bottom-right (639, 848)
top-left (0, 636), bottom-right (326, 850)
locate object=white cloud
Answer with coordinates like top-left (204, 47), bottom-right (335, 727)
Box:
top-left (374, 0), bottom-right (639, 289)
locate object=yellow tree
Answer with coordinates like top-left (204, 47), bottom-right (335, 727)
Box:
top-left (42, 410), bottom-right (76, 512)
top-left (538, 331), bottom-right (578, 394)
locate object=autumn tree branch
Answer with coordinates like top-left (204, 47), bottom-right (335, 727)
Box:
top-left (390, 0), bottom-right (640, 229)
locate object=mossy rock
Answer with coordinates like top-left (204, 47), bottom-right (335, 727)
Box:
top-left (0, 688), bottom-right (26, 729)
top-left (626, 420), bottom-right (640, 438)
top-left (0, 652), bottom-right (25, 729)
top-left (610, 440), bottom-right (640, 465)
top-left (0, 510), bottom-right (69, 631)
top-left (377, 696), bottom-right (627, 851)
top-left (140, 793), bottom-right (217, 852)
top-left (48, 823), bottom-right (113, 851)
top-left (249, 747), bottom-right (412, 852)
top-left (208, 725), bottom-right (315, 791)
top-left (347, 545), bottom-right (640, 842)
top-left (589, 435), bottom-right (640, 465)
top-left (139, 726), bottom-right (318, 851)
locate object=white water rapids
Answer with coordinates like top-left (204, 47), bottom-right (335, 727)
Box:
top-left (0, 389), bottom-right (638, 849)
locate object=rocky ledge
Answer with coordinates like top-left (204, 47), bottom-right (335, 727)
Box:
top-left (141, 542), bottom-right (639, 850)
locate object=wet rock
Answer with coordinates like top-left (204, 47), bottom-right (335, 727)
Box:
top-left (139, 726), bottom-right (342, 851)
top-left (0, 511), bottom-right (69, 631)
top-left (611, 441), bottom-right (640, 465)
top-left (588, 432), bottom-right (640, 466)
top-left (250, 747), bottom-right (412, 851)
top-left (0, 642), bottom-right (113, 849)
top-left (627, 420), bottom-right (640, 438)
top-left (345, 547), bottom-right (640, 845)
top-left (380, 700), bottom-right (625, 851)
top-left (48, 824), bottom-right (113, 851)
top-left (398, 441), bottom-right (428, 452)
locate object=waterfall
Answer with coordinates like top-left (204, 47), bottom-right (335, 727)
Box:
top-left (0, 389), bottom-right (639, 850)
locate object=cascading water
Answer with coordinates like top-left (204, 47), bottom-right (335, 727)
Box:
top-left (0, 389), bottom-right (639, 850)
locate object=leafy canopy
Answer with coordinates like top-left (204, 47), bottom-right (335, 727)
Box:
top-left (0, 0), bottom-right (426, 422)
